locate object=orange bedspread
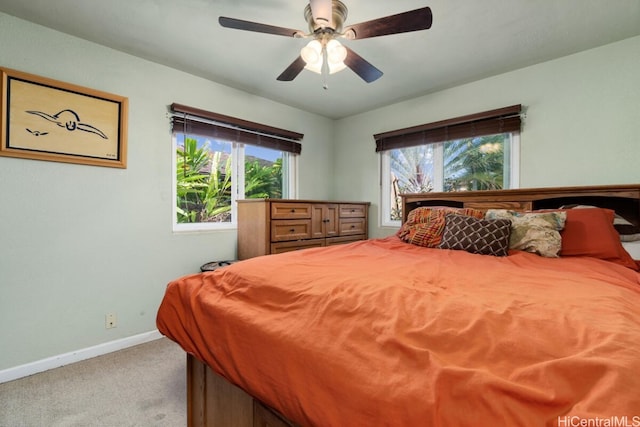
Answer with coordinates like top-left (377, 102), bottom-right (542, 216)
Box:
top-left (157, 237), bottom-right (640, 427)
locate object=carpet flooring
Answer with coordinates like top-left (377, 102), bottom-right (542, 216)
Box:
top-left (0, 337), bottom-right (186, 427)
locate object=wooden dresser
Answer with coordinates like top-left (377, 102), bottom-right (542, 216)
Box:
top-left (237, 199), bottom-right (370, 260)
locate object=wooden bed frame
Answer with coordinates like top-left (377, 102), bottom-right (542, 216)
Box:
top-left (185, 184), bottom-right (640, 427)
top-left (401, 184), bottom-right (640, 225)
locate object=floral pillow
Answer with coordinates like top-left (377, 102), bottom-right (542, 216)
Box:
top-left (485, 209), bottom-right (567, 257)
top-left (397, 206), bottom-right (485, 248)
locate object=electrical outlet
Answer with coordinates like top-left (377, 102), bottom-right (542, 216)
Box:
top-left (105, 313), bottom-right (117, 329)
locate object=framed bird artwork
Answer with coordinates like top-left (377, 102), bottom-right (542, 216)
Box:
top-left (0, 67), bottom-right (128, 168)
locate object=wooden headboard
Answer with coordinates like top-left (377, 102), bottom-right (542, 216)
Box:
top-left (401, 184), bottom-right (640, 226)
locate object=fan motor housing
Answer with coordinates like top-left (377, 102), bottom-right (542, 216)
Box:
top-left (304, 0), bottom-right (348, 34)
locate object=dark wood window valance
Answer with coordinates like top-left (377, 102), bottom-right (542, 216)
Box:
top-left (170, 103), bottom-right (303, 154)
top-left (374, 104), bottom-right (522, 152)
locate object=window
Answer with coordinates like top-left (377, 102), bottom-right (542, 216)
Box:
top-left (377, 105), bottom-right (521, 226)
top-left (170, 104), bottom-right (302, 231)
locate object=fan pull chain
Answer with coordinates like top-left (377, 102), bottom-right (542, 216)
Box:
top-left (321, 44), bottom-right (329, 90)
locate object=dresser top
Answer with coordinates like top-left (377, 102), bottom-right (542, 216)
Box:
top-left (238, 199), bottom-right (370, 205)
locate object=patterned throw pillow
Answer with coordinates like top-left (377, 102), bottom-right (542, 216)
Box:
top-left (397, 207), bottom-right (485, 248)
top-left (439, 214), bottom-right (512, 256)
top-left (485, 209), bottom-right (567, 257)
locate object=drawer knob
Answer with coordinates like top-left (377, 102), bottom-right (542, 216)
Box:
top-left (351, 225), bottom-right (356, 229)
top-left (290, 209), bottom-right (296, 213)
top-left (289, 228), bottom-right (296, 233)
top-left (351, 209), bottom-right (355, 212)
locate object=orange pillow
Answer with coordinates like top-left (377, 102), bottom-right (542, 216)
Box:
top-left (397, 207), bottom-right (485, 248)
top-left (559, 208), bottom-right (638, 271)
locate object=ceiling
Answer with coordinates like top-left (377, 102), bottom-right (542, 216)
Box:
top-left (1, 0), bottom-right (639, 119)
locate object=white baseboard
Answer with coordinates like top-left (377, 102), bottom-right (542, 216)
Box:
top-left (0, 329), bottom-right (163, 384)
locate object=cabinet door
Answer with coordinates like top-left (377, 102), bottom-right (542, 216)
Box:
top-left (324, 204), bottom-right (339, 237)
top-left (310, 204), bottom-right (325, 239)
top-left (310, 204), bottom-right (339, 238)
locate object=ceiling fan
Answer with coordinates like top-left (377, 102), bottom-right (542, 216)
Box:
top-left (219, 0), bottom-right (432, 89)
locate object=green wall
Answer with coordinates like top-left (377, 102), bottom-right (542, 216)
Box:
top-left (0, 12), bottom-right (333, 371)
top-left (333, 35), bottom-right (640, 237)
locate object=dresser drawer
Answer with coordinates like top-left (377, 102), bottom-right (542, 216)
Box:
top-left (339, 204), bottom-right (366, 218)
top-left (326, 235), bottom-right (365, 246)
top-left (271, 203), bottom-right (312, 219)
top-left (339, 218), bottom-right (366, 236)
top-left (271, 239), bottom-right (324, 254)
top-left (271, 220), bottom-right (311, 241)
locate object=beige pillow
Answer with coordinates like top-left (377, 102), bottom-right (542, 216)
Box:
top-left (485, 209), bottom-right (567, 257)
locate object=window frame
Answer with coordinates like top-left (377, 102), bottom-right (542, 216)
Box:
top-left (170, 104), bottom-right (301, 232)
top-left (172, 136), bottom-right (299, 232)
top-left (380, 131), bottom-right (520, 228)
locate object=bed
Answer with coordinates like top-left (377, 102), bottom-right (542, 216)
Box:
top-left (156, 184), bottom-right (640, 427)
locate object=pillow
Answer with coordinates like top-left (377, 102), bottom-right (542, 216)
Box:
top-left (485, 209), bottom-right (566, 257)
top-left (561, 204), bottom-right (640, 242)
top-left (397, 207), bottom-right (484, 248)
top-left (439, 214), bottom-right (512, 256)
top-left (622, 241), bottom-right (640, 261)
top-left (554, 207), bottom-right (639, 271)
top-left (618, 230), bottom-right (640, 242)
top-left (613, 216), bottom-right (640, 241)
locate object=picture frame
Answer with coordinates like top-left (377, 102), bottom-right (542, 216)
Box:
top-left (0, 67), bottom-right (128, 168)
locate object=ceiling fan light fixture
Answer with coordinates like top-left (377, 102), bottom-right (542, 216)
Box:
top-left (301, 39), bottom-right (322, 65)
top-left (301, 39), bottom-right (347, 75)
top-left (326, 39), bottom-right (347, 64)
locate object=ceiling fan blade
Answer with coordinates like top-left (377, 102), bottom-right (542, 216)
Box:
top-left (343, 46), bottom-right (383, 83)
top-left (219, 16), bottom-right (302, 37)
top-left (343, 7), bottom-right (432, 40)
top-left (277, 56), bottom-right (307, 81)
